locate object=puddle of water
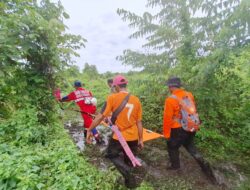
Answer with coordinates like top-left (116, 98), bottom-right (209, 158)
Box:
top-left (73, 131), bottom-right (85, 151)
top-left (65, 121), bottom-right (112, 152)
top-left (96, 125), bottom-right (112, 146)
top-left (65, 120), bottom-right (72, 128)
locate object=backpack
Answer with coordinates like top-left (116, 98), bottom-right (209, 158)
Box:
top-left (171, 92), bottom-right (200, 132)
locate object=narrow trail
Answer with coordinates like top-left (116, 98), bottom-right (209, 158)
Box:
top-left (64, 123), bottom-right (246, 190)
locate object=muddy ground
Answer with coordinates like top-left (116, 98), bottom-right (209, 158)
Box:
top-left (64, 122), bottom-right (247, 190)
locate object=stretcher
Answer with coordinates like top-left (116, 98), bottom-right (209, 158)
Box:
top-left (100, 122), bottom-right (163, 142)
top-left (142, 128), bottom-right (164, 142)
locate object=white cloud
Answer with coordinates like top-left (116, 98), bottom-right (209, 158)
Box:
top-left (53, 0), bottom-right (149, 73)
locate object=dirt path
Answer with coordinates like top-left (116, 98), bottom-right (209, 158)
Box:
top-left (65, 123), bottom-right (245, 190)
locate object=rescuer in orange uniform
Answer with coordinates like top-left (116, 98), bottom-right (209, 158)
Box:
top-left (87, 75), bottom-right (145, 188)
top-left (163, 77), bottom-right (216, 183)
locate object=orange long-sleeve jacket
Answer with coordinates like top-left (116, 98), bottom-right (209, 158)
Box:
top-left (163, 89), bottom-right (195, 138)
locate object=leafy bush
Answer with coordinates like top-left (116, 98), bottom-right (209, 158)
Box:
top-left (0, 1), bottom-right (123, 189)
top-left (0, 109), bottom-right (118, 190)
top-left (0, 107), bottom-right (48, 145)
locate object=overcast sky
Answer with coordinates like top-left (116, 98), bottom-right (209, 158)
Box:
top-left (55, 0), bottom-right (149, 73)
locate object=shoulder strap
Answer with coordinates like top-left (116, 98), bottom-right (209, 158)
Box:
top-left (100, 102), bottom-right (107, 114)
top-left (111, 93), bottom-right (130, 124)
top-left (170, 95), bottom-right (178, 100)
top-left (170, 93), bottom-right (187, 102)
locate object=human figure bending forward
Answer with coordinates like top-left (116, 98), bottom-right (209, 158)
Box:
top-left (60, 80), bottom-right (101, 143)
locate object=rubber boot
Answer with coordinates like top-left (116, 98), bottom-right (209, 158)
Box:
top-left (194, 154), bottom-right (217, 184)
top-left (111, 157), bottom-right (137, 188)
top-left (130, 158), bottom-right (147, 188)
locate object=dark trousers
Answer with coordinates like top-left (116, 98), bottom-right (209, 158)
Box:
top-left (106, 138), bottom-right (140, 187)
top-left (167, 128), bottom-right (214, 177)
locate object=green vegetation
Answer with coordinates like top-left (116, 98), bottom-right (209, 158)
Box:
top-left (0, 0), bottom-right (249, 189)
top-left (0, 108), bottom-right (117, 190)
top-left (0, 1), bottom-right (118, 189)
top-left (116, 0), bottom-right (250, 171)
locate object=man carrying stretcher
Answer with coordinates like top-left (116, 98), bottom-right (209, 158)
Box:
top-left (87, 75), bottom-right (145, 188)
top-left (59, 80), bottom-right (102, 144)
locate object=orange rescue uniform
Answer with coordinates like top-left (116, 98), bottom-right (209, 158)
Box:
top-left (163, 89), bottom-right (195, 138)
top-left (102, 91), bottom-right (142, 141)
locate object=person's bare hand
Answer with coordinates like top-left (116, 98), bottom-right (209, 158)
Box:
top-left (86, 130), bottom-right (93, 144)
top-left (138, 139), bottom-right (144, 150)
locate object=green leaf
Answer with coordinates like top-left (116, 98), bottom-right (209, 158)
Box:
top-left (63, 12), bottom-right (70, 19)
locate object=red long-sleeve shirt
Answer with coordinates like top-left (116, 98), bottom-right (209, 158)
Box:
top-left (62, 87), bottom-right (96, 114)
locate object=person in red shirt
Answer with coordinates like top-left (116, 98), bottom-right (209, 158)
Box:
top-left (163, 77), bottom-right (216, 183)
top-left (60, 80), bottom-right (101, 144)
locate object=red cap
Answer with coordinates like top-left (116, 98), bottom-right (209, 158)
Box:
top-left (112, 75), bottom-right (128, 86)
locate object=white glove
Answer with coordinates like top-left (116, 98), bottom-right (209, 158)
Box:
top-left (90, 97), bottom-right (97, 106)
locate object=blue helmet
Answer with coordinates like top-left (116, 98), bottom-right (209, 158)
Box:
top-left (74, 80), bottom-right (82, 87)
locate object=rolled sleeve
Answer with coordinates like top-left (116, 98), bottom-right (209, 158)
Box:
top-left (67, 92), bottom-right (76, 101)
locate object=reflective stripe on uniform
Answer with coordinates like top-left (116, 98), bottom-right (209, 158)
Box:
top-left (75, 97), bottom-right (85, 103)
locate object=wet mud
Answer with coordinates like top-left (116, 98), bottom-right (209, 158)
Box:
top-left (64, 123), bottom-right (247, 190)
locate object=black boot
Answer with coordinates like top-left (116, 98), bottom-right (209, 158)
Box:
top-left (194, 154), bottom-right (217, 184)
top-left (111, 157), bottom-right (134, 188)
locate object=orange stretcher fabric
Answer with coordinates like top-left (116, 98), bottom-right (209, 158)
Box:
top-left (143, 128), bottom-right (163, 142)
top-left (100, 122), bottom-right (163, 142)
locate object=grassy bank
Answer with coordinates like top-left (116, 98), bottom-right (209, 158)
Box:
top-left (0, 108), bottom-right (118, 190)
